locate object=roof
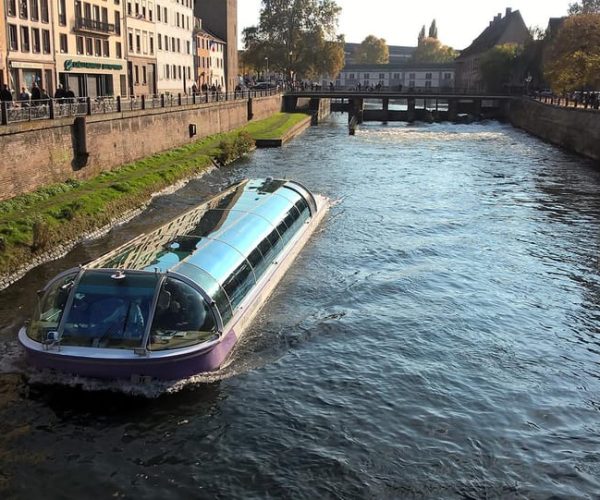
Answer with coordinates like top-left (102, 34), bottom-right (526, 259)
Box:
top-left (196, 27), bottom-right (226, 44)
top-left (345, 42), bottom-right (416, 56)
top-left (457, 9), bottom-right (529, 59)
top-left (341, 62), bottom-right (455, 72)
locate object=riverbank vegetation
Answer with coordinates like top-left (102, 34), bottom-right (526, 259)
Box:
top-left (0, 112), bottom-right (308, 280)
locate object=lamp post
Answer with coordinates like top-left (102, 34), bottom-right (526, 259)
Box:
top-left (265, 57), bottom-right (269, 82)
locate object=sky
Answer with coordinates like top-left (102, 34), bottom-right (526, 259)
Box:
top-left (237, 0), bottom-right (574, 50)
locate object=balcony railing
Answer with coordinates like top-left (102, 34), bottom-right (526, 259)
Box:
top-left (75, 17), bottom-right (115, 34)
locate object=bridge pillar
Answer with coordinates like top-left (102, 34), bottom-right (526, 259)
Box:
top-left (448, 99), bottom-right (458, 122)
top-left (349, 97), bottom-right (364, 124)
top-left (383, 98), bottom-right (389, 124)
top-left (474, 98), bottom-right (482, 118)
top-left (407, 98), bottom-right (416, 122)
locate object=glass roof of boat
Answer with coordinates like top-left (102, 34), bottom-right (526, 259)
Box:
top-left (88, 179), bottom-right (314, 277)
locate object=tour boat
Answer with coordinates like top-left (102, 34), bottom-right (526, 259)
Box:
top-left (18, 179), bottom-right (329, 381)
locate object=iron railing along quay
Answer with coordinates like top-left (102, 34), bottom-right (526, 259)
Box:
top-left (0, 88), bottom-right (281, 126)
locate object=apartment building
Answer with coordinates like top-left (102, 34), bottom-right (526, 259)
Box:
top-left (0, 1), bottom-right (6, 86)
top-left (5, 0), bottom-right (55, 95)
top-left (53, 0), bottom-right (128, 97)
top-left (195, 0), bottom-right (236, 92)
top-left (155, 0), bottom-right (194, 94)
top-left (125, 0), bottom-right (158, 96)
top-left (194, 24), bottom-right (225, 89)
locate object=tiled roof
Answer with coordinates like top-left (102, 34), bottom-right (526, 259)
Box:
top-left (457, 9), bottom-right (527, 59)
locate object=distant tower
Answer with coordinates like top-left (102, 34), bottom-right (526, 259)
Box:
top-left (195, 0), bottom-right (239, 92)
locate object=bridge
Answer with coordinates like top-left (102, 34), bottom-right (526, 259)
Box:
top-left (283, 90), bottom-right (518, 130)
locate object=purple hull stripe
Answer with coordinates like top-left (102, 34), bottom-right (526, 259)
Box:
top-left (24, 329), bottom-right (238, 381)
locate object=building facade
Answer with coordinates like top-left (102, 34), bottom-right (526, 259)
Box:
top-left (0, 0), bottom-right (6, 86)
top-left (194, 25), bottom-right (225, 89)
top-left (195, 0), bottom-right (237, 93)
top-left (5, 0), bottom-right (56, 96)
top-left (455, 8), bottom-right (530, 92)
top-left (336, 63), bottom-right (455, 91)
top-left (125, 0), bottom-right (158, 96)
top-left (344, 43), bottom-right (416, 65)
top-left (155, 0), bottom-right (194, 94)
top-left (53, 0), bottom-right (128, 97)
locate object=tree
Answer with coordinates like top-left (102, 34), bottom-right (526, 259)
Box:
top-left (354, 35), bottom-right (389, 64)
top-left (568, 0), bottom-right (600, 14)
top-left (480, 44), bottom-right (522, 92)
top-left (418, 25), bottom-right (426, 44)
top-left (544, 14), bottom-right (600, 92)
top-left (428, 19), bottom-right (438, 39)
top-left (242, 0), bottom-right (345, 81)
top-left (412, 37), bottom-right (457, 63)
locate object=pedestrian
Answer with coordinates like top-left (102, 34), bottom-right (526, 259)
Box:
top-left (191, 83), bottom-right (198, 95)
top-left (54, 83), bottom-right (66, 99)
top-left (65, 87), bottom-right (75, 103)
top-left (19, 86), bottom-right (30, 104)
top-left (0, 84), bottom-right (12, 103)
top-left (31, 83), bottom-right (41, 102)
top-left (40, 87), bottom-right (50, 105)
top-left (329, 81), bottom-right (334, 92)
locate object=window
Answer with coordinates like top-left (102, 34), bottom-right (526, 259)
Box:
top-left (164, 7), bottom-right (167, 22)
top-left (76, 36), bottom-right (84, 54)
top-left (409, 73), bottom-right (415, 79)
top-left (19, 0), bottom-right (28, 19)
top-left (20, 26), bottom-right (30, 52)
top-left (42, 29), bottom-right (50, 53)
top-left (425, 73), bottom-right (432, 80)
top-left (59, 33), bottom-right (67, 53)
top-left (148, 278), bottom-right (217, 352)
top-left (393, 73), bottom-right (400, 80)
top-left (7, 0), bottom-right (16, 17)
top-left (444, 73), bottom-right (452, 80)
top-left (165, 64), bottom-right (169, 78)
top-left (136, 33), bottom-right (141, 53)
top-left (103, 40), bottom-right (109, 57)
top-left (157, 4), bottom-right (160, 21)
top-left (127, 1), bottom-right (132, 14)
top-left (135, 65), bottom-right (139, 84)
top-left (157, 35), bottom-right (161, 50)
top-left (128, 31), bottom-right (133, 51)
top-left (8, 25), bottom-right (18, 50)
top-left (115, 11), bottom-right (121, 35)
top-left (95, 38), bottom-right (101, 56)
top-left (30, 0), bottom-right (39, 20)
top-left (86, 37), bottom-right (93, 55)
top-left (425, 80), bottom-right (432, 88)
top-left (32, 28), bottom-right (40, 53)
top-left (116, 42), bottom-right (122, 58)
top-left (142, 65), bottom-right (147, 84)
top-left (149, 35), bottom-right (154, 54)
top-left (58, 0), bottom-right (66, 25)
top-left (379, 73), bottom-right (385, 80)
top-left (40, 0), bottom-right (48, 22)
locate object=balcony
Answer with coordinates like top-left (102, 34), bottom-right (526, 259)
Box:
top-left (75, 17), bottom-right (115, 35)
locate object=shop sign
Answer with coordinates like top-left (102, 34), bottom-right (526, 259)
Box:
top-left (64, 60), bottom-right (123, 71)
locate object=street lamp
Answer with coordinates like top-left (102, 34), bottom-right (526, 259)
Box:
top-left (265, 57), bottom-right (269, 82)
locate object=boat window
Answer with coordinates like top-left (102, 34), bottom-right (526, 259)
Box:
top-left (222, 258), bottom-right (256, 310)
top-left (60, 271), bottom-right (159, 349)
top-left (174, 262), bottom-right (233, 324)
top-left (148, 277), bottom-right (218, 351)
top-left (27, 272), bottom-right (78, 343)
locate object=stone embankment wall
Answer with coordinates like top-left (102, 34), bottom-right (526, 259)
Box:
top-left (0, 95), bottom-right (282, 201)
top-left (509, 99), bottom-right (600, 162)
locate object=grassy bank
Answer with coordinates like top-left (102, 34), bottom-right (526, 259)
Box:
top-left (0, 112), bottom-right (308, 280)
top-left (244, 112), bottom-right (310, 140)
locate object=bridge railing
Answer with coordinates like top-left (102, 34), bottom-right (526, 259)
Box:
top-left (284, 86), bottom-right (522, 97)
top-left (0, 88), bottom-right (281, 126)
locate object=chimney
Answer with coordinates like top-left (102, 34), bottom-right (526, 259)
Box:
top-left (496, 13), bottom-right (502, 21)
top-left (506, 7), bottom-right (512, 16)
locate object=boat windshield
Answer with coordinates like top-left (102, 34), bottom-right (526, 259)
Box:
top-left (27, 271), bottom-right (79, 343)
top-left (60, 271), bottom-right (159, 349)
top-left (148, 276), bottom-right (218, 351)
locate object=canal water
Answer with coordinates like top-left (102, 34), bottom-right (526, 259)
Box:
top-left (1, 114), bottom-right (600, 498)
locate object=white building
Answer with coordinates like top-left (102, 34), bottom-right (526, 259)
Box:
top-left (125, 0), bottom-right (158, 96)
top-left (155, 0), bottom-right (194, 94)
top-left (335, 63), bottom-right (455, 91)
